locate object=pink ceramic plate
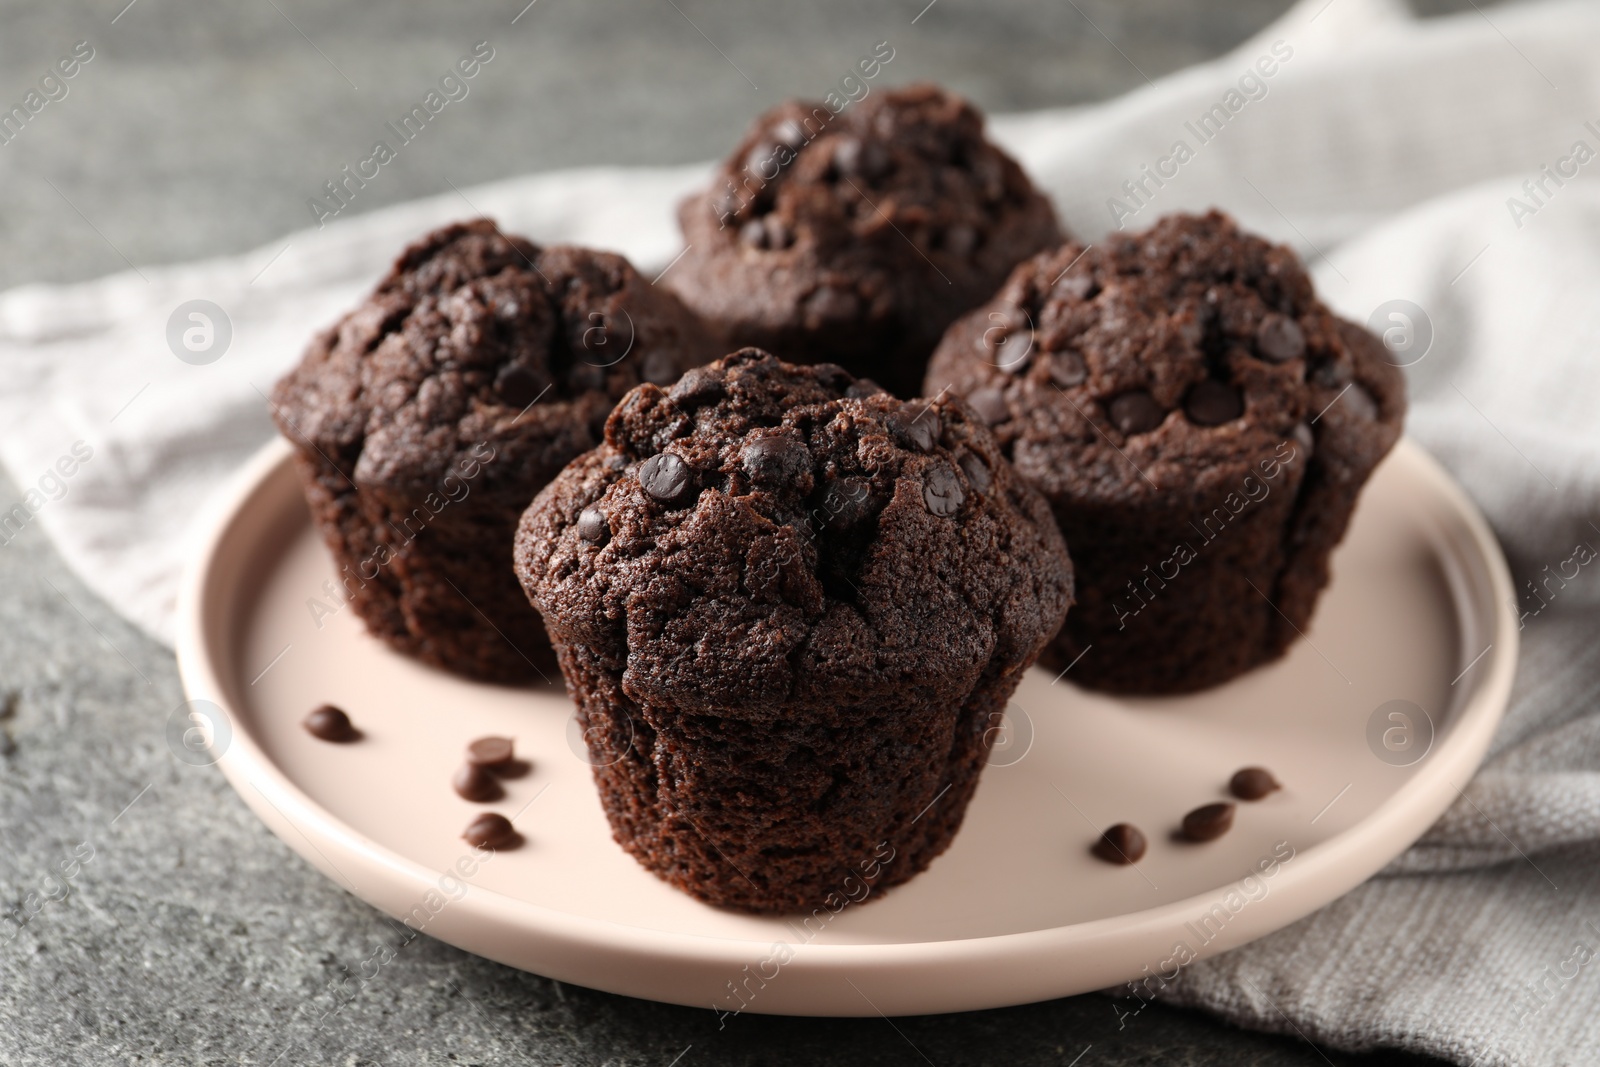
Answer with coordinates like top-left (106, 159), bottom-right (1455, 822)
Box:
top-left (175, 436), bottom-right (1515, 1016)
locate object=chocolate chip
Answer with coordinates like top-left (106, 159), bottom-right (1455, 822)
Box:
top-left (577, 507), bottom-right (609, 545)
top-left (639, 453), bottom-right (694, 506)
top-left (1291, 422), bottom-right (1314, 456)
top-left (1091, 823), bottom-right (1147, 865)
top-left (1108, 391), bottom-right (1164, 435)
top-left (1049, 352), bottom-right (1087, 388)
top-left (892, 406), bottom-right (939, 453)
top-left (847, 378), bottom-right (886, 399)
top-left (1229, 767), bottom-right (1281, 801)
top-left (1311, 360), bottom-right (1350, 389)
top-left (303, 704), bottom-right (357, 743)
top-left (943, 224), bottom-right (977, 258)
top-left (453, 762), bottom-right (504, 802)
top-left (1344, 383), bottom-right (1379, 421)
top-left (466, 736), bottom-right (515, 769)
top-left (462, 812), bottom-right (521, 850)
top-left (1184, 380), bottom-right (1244, 426)
top-left (640, 350), bottom-right (678, 386)
top-left (763, 214), bottom-right (791, 250)
top-left (958, 451), bottom-right (991, 494)
top-left (1181, 802), bottom-right (1236, 842)
top-left (966, 387), bottom-right (1008, 426)
top-left (995, 338), bottom-right (1032, 376)
top-left (741, 432), bottom-right (810, 487)
top-left (806, 286), bottom-right (860, 322)
top-left (1256, 314), bottom-right (1306, 363)
top-left (819, 475), bottom-right (874, 529)
top-left (1056, 271), bottom-right (1099, 302)
top-left (740, 219), bottom-right (769, 249)
top-left (833, 136), bottom-right (888, 180)
top-left (494, 364), bottom-right (544, 409)
top-left (670, 366), bottom-right (725, 405)
top-left (923, 466), bottom-right (965, 517)
top-left (772, 119), bottom-right (807, 150)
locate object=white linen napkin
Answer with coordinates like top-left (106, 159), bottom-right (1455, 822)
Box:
top-left (4, 0), bottom-right (1598, 1061)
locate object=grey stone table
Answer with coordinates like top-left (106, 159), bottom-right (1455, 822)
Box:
top-left (0, 1), bottom-right (1479, 1063)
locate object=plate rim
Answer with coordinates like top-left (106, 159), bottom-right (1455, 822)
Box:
top-left (175, 435), bottom-right (1518, 1014)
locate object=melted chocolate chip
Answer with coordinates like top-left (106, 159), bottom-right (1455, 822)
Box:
top-left (833, 136), bottom-right (889, 180)
top-left (958, 451), bottom-right (992, 494)
top-left (892, 407), bottom-right (939, 453)
top-left (1049, 352), bottom-right (1087, 388)
top-left (966, 387), bottom-right (1008, 426)
top-left (639, 453), bottom-right (695, 506)
top-left (466, 736), bottom-right (515, 769)
top-left (1091, 823), bottom-right (1147, 865)
top-left (741, 432), bottom-right (810, 487)
top-left (923, 465), bottom-right (965, 517)
top-left (303, 705), bottom-right (358, 743)
top-left (994, 337), bottom-right (1033, 376)
top-left (1181, 802), bottom-right (1236, 842)
top-left (819, 475), bottom-right (875, 529)
top-left (1256, 314), bottom-right (1306, 363)
top-left (462, 812), bottom-right (521, 850)
top-left (453, 762), bottom-right (504, 802)
top-left (1229, 767), bottom-right (1281, 801)
top-left (1056, 271), bottom-right (1098, 302)
top-left (577, 507), bottom-right (609, 545)
top-left (1291, 422), bottom-right (1314, 456)
top-left (1108, 391), bottom-right (1164, 435)
top-left (1184, 380), bottom-right (1244, 426)
top-left (494, 364), bottom-right (543, 409)
top-left (670, 366), bottom-right (726, 405)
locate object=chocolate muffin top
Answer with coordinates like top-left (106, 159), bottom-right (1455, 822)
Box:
top-left (925, 211), bottom-right (1405, 508)
top-left (667, 84), bottom-right (1063, 396)
top-left (271, 219), bottom-right (711, 496)
top-left (515, 349), bottom-right (1073, 716)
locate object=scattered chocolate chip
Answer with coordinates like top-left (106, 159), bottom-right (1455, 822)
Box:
top-left (1291, 422), bottom-right (1314, 455)
top-left (1091, 823), bottom-right (1148, 865)
top-left (494, 364), bottom-right (543, 409)
top-left (1108, 391), bottom-right (1165, 435)
top-left (1049, 352), bottom-right (1087, 388)
top-left (462, 812), bottom-right (521, 850)
top-left (923, 466), bottom-right (965, 517)
top-left (741, 432), bottom-right (810, 487)
top-left (1229, 767), bottom-right (1281, 801)
top-left (892, 407), bottom-right (939, 452)
top-left (577, 507), bottom-right (609, 545)
top-left (1181, 802), bottom-right (1236, 842)
top-left (1344, 383), bottom-right (1379, 421)
top-left (466, 736), bottom-right (515, 769)
top-left (303, 705), bottom-right (357, 743)
top-left (1184, 380), bottom-right (1244, 426)
top-left (670, 366), bottom-right (726, 405)
top-left (966, 387), bottom-right (1008, 426)
top-left (958, 451), bottom-right (992, 494)
top-left (639, 453), bottom-right (695, 506)
top-left (453, 762), bottom-right (504, 803)
top-left (1256, 314), bottom-right (1306, 363)
top-left (740, 218), bottom-right (769, 249)
top-left (819, 475), bottom-right (875, 529)
top-left (1311, 360), bottom-right (1350, 389)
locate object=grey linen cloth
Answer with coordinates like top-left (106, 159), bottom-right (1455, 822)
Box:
top-left (2, 0), bottom-right (1598, 1062)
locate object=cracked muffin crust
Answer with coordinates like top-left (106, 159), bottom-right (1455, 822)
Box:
top-left (665, 83), bottom-right (1064, 399)
top-left (271, 219), bottom-right (714, 684)
top-left (926, 210), bottom-right (1405, 694)
top-left (515, 349), bottom-right (1072, 911)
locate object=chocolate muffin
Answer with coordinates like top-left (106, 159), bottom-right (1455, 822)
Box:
top-left (665, 83), bottom-right (1063, 399)
top-left (926, 211), bottom-right (1405, 694)
top-left (271, 219), bottom-right (713, 684)
top-left (515, 350), bottom-right (1072, 912)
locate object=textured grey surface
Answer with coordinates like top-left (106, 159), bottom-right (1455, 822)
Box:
top-left (0, 1), bottom-right (1481, 1063)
